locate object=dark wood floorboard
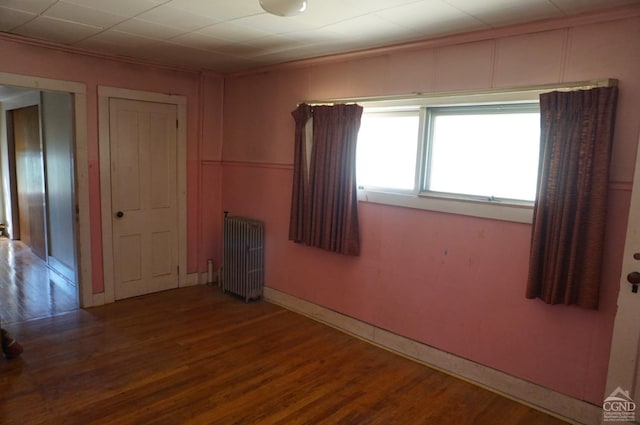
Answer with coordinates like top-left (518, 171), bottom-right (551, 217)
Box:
top-left (0, 238), bottom-right (78, 324)
top-left (0, 285), bottom-right (568, 425)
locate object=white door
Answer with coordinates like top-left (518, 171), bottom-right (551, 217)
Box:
top-left (606, 133), bottom-right (640, 422)
top-left (109, 98), bottom-right (178, 300)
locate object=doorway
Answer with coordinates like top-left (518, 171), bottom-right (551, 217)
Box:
top-left (0, 87), bottom-right (79, 321)
top-left (0, 73), bottom-right (90, 313)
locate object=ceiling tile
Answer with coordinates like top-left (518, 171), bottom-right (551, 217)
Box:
top-left (291, 0), bottom-right (365, 27)
top-left (83, 29), bottom-right (160, 48)
top-left (112, 18), bottom-right (185, 39)
top-left (229, 13), bottom-right (312, 34)
top-left (0, 0), bottom-right (56, 14)
top-left (341, 0), bottom-right (425, 14)
top-left (216, 34), bottom-right (308, 57)
top-left (132, 40), bottom-right (262, 71)
top-left (168, 0), bottom-right (263, 20)
top-left (61, 0), bottom-right (167, 18)
top-left (444, 0), bottom-right (562, 26)
top-left (44, 1), bottom-right (128, 29)
top-left (13, 15), bottom-right (102, 44)
top-left (135, 4), bottom-right (219, 31)
top-left (253, 41), bottom-right (354, 63)
top-left (376, 0), bottom-right (488, 36)
top-left (0, 6), bottom-right (35, 31)
top-left (196, 22), bottom-right (271, 43)
top-left (274, 27), bottom-right (344, 45)
top-left (323, 14), bottom-right (418, 43)
top-left (169, 32), bottom-right (231, 52)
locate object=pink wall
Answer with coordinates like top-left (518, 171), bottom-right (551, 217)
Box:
top-left (220, 10), bottom-right (640, 405)
top-left (0, 36), bottom-right (225, 292)
top-left (1, 4), bottom-right (639, 407)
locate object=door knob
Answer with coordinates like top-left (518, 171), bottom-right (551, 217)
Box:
top-left (628, 272), bottom-right (640, 293)
top-left (116, 211), bottom-right (124, 218)
top-left (628, 272), bottom-right (640, 284)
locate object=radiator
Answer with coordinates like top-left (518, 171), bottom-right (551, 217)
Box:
top-left (222, 213), bottom-right (264, 302)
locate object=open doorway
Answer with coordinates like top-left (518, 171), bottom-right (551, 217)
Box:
top-left (0, 86), bottom-right (79, 323)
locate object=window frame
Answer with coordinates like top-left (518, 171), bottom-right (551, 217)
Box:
top-left (356, 107), bottom-right (422, 195)
top-left (421, 102), bottom-right (541, 203)
top-left (355, 88), bottom-right (545, 224)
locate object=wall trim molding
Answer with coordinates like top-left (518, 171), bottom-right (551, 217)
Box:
top-left (263, 286), bottom-right (602, 425)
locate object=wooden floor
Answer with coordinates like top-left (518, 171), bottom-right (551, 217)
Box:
top-left (0, 285), bottom-right (568, 425)
top-left (0, 238), bottom-right (78, 324)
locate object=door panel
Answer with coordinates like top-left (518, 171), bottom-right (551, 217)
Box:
top-left (110, 98), bottom-right (178, 300)
top-left (12, 105), bottom-right (46, 260)
top-left (41, 91), bottom-right (77, 283)
top-left (607, 133), bottom-right (640, 422)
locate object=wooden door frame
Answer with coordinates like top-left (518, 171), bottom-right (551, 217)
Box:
top-left (98, 86), bottom-right (188, 304)
top-left (0, 71), bottom-right (90, 308)
top-left (5, 108), bottom-right (20, 240)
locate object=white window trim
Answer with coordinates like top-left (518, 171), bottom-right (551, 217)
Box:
top-left (357, 190), bottom-right (534, 223)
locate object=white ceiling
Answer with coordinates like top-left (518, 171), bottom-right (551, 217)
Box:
top-left (0, 0), bottom-right (637, 74)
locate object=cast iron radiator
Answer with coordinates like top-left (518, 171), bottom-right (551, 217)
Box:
top-left (222, 213), bottom-right (264, 302)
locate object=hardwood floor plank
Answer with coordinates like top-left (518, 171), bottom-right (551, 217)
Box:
top-left (0, 286), bottom-right (569, 424)
top-left (0, 238), bottom-right (77, 325)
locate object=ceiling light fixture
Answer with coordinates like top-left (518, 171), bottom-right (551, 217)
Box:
top-left (260, 0), bottom-right (307, 17)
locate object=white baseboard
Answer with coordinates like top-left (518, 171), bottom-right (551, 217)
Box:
top-left (91, 273), bottom-right (201, 306)
top-left (263, 286), bottom-right (601, 425)
top-left (199, 270), bottom-right (220, 285)
top-left (91, 292), bottom-right (105, 307)
top-left (185, 272), bottom-right (200, 287)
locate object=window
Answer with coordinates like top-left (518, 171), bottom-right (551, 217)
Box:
top-left (356, 109), bottom-right (420, 191)
top-left (425, 104), bottom-right (540, 202)
top-left (355, 94), bottom-right (541, 222)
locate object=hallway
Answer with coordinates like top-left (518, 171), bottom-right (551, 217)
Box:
top-left (0, 237), bottom-right (77, 324)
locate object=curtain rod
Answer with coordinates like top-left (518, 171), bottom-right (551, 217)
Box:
top-left (303, 78), bottom-right (617, 106)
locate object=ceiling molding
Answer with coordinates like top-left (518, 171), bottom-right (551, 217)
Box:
top-left (0, 31), bottom-right (209, 76)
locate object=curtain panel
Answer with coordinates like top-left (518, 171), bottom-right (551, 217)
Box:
top-left (526, 86), bottom-right (618, 309)
top-left (289, 103), bottom-right (363, 256)
top-left (289, 104), bottom-right (313, 244)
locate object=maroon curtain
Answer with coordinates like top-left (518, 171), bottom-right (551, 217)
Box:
top-left (289, 103), bottom-right (363, 256)
top-left (526, 86), bottom-right (618, 309)
top-left (289, 104), bottom-right (313, 243)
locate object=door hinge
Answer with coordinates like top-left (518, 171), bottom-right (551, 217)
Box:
top-left (177, 266), bottom-right (179, 275)
top-left (176, 120), bottom-right (179, 129)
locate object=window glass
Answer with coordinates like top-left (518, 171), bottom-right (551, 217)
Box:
top-left (356, 111), bottom-right (419, 191)
top-left (426, 105), bottom-right (540, 201)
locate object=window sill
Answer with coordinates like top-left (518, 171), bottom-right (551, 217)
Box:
top-left (357, 189), bottom-right (533, 224)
